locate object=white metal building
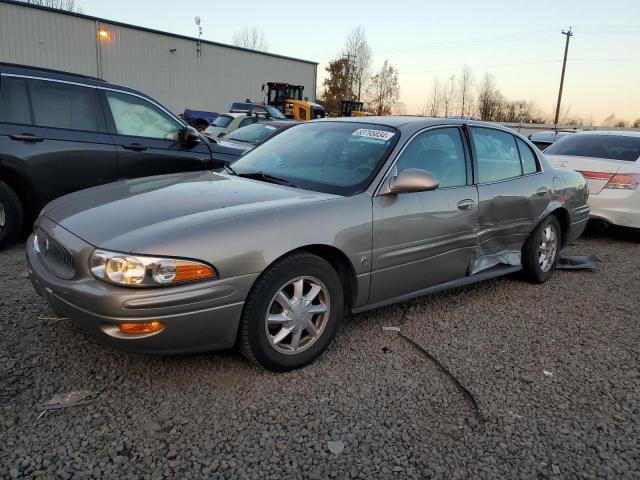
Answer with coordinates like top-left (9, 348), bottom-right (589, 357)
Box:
top-left (0, 0), bottom-right (318, 114)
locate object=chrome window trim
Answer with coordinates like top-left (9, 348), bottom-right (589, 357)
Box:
top-left (1, 73), bottom-right (187, 127)
top-left (373, 124), bottom-right (467, 197)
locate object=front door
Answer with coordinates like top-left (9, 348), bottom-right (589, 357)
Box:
top-left (370, 126), bottom-right (479, 303)
top-left (101, 90), bottom-right (212, 179)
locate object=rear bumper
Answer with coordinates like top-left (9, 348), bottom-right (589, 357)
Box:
top-left (589, 188), bottom-right (640, 229)
top-left (27, 228), bottom-right (258, 355)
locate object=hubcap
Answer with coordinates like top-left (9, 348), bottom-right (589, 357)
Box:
top-left (538, 224), bottom-right (558, 273)
top-left (265, 276), bottom-right (330, 355)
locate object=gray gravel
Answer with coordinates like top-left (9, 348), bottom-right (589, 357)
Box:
top-left (1, 229), bottom-right (639, 479)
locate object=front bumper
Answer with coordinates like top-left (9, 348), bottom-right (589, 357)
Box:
top-left (589, 188), bottom-right (640, 229)
top-left (27, 219), bottom-right (258, 355)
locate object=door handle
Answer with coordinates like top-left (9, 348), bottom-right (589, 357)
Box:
top-left (536, 187), bottom-right (548, 196)
top-left (457, 199), bottom-right (476, 211)
top-left (10, 134), bottom-right (43, 142)
top-left (122, 143), bottom-right (147, 151)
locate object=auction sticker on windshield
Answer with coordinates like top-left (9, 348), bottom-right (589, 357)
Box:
top-left (351, 129), bottom-right (395, 141)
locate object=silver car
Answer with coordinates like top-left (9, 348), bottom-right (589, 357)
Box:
top-left (27, 118), bottom-right (589, 371)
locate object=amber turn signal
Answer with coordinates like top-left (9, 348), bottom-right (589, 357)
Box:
top-left (117, 321), bottom-right (164, 335)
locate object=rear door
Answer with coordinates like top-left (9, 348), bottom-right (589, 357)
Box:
top-left (0, 75), bottom-right (117, 207)
top-left (469, 126), bottom-right (549, 261)
top-left (101, 89), bottom-right (212, 179)
top-left (370, 126), bottom-right (478, 303)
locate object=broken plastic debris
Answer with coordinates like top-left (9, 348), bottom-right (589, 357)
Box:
top-left (382, 326), bottom-right (401, 332)
top-left (543, 370), bottom-right (554, 377)
top-left (327, 440), bottom-right (345, 455)
top-left (38, 390), bottom-right (96, 411)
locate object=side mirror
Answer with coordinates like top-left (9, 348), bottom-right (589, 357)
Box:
top-left (180, 126), bottom-right (200, 144)
top-left (384, 168), bottom-right (439, 195)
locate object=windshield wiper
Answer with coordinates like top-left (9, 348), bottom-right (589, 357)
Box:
top-left (237, 171), bottom-right (296, 187)
top-left (223, 163), bottom-right (237, 175)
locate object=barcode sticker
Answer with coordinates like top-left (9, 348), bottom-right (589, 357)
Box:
top-left (351, 129), bottom-right (395, 141)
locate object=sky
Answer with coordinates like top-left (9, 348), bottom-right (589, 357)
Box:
top-left (79, 0), bottom-right (640, 123)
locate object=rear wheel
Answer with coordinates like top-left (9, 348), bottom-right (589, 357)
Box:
top-left (522, 215), bottom-right (561, 283)
top-left (238, 252), bottom-right (344, 371)
top-left (0, 181), bottom-right (23, 250)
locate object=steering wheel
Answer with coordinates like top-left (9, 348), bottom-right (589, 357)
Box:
top-left (355, 164), bottom-right (374, 175)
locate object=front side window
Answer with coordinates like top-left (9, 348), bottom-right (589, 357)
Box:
top-left (105, 91), bottom-right (181, 140)
top-left (212, 115), bottom-right (233, 128)
top-left (395, 127), bottom-right (467, 188)
top-left (238, 117), bottom-right (255, 129)
top-left (0, 76), bottom-right (31, 125)
top-left (471, 127), bottom-right (522, 183)
top-left (29, 79), bottom-right (101, 131)
top-left (232, 122), bottom-right (398, 195)
top-left (516, 138), bottom-right (539, 174)
top-left (545, 134), bottom-right (640, 161)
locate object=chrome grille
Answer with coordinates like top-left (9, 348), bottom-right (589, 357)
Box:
top-left (35, 229), bottom-right (76, 279)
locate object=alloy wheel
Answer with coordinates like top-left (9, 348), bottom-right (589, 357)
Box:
top-left (538, 224), bottom-right (558, 273)
top-left (265, 276), bottom-right (331, 355)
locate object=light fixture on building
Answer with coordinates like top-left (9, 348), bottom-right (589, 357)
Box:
top-left (98, 28), bottom-right (110, 40)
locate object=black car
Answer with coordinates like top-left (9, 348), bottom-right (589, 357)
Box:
top-left (212, 120), bottom-right (297, 160)
top-left (0, 63), bottom-right (233, 247)
top-left (528, 130), bottom-right (578, 151)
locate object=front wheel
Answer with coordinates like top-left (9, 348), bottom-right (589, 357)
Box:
top-left (522, 215), bottom-right (561, 283)
top-left (238, 252), bottom-right (344, 371)
top-left (0, 181), bottom-right (24, 250)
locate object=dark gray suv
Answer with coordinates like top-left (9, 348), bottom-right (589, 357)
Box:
top-left (0, 63), bottom-right (237, 248)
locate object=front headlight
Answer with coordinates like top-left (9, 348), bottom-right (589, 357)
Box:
top-left (90, 250), bottom-right (216, 287)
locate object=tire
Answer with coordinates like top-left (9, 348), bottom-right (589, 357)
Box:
top-left (522, 215), bottom-right (561, 283)
top-left (0, 181), bottom-right (23, 250)
top-left (238, 252), bottom-right (344, 371)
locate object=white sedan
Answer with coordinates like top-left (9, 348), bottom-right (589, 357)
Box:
top-left (545, 131), bottom-right (640, 229)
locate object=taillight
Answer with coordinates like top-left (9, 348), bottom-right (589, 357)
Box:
top-left (605, 173), bottom-right (640, 190)
top-left (578, 171), bottom-right (640, 190)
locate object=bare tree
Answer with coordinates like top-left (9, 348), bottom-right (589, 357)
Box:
top-left (232, 26), bottom-right (268, 52)
top-left (602, 112), bottom-right (619, 127)
top-left (457, 65), bottom-right (474, 117)
top-left (426, 78), bottom-right (442, 117)
top-left (18, 0), bottom-right (81, 11)
top-left (343, 27), bottom-right (372, 102)
top-left (442, 75), bottom-right (455, 117)
top-left (476, 73), bottom-right (500, 121)
top-left (633, 118), bottom-right (640, 128)
top-left (368, 60), bottom-right (400, 116)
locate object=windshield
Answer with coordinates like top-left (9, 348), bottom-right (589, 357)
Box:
top-left (231, 122), bottom-right (399, 195)
top-left (224, 123), bottom-right (278, 144)
top-left (545, 134), bottom-right (640, 161)
top-left (211, 115), bottom-right (233, 128)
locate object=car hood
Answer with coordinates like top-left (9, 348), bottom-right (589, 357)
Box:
top-left (215, 139), bottom-right (255, 154)
top-left (43, 171), bottom-right (337, 251)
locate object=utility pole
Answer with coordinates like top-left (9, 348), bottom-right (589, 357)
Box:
top-left (342, 53), bottom-right (355, 101)
top-left (554, 27), bottom-right (573, 126)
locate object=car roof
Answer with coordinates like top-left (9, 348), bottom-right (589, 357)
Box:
top-left (313, 116), bottom-right (517, 132)
top-left (574, 130), bottom-right (640, 138)
top-left (0, 62), bottom-right (158, 101)
top-left (260, 120), bottom-right (297, 128)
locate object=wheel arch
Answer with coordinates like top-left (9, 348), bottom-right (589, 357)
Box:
top-left (0, 164), bottom-right (38, 218)
top-left (261, 244), bottom-right (359, 311)
top-left (548, 207), bottom-right (570, 247)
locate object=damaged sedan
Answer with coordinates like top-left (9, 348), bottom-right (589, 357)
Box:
top-left (27, 118), bottom-right (589, 371)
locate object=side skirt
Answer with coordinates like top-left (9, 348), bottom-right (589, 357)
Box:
top-left (351, 264), bottom-right (522, 314)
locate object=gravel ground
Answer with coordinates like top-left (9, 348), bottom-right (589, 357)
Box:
top-left (1, 229), bottom-right (639, 479)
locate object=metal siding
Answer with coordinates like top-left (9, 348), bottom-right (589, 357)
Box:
top-left (0, 2), bottom-right (317, 115)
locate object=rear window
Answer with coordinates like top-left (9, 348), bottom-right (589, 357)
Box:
top-left (545, 134), bottom-right (640, 161)
top-left (0, 76), bottom-right (31, 125)
top-left (224, 123), bottom-right (277, 144)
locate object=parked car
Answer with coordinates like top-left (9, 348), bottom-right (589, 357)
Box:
top-left (229, 102), bottom-right (288, 120)
top-left (545, 131), bottom-right (640, 229)
top-left (27, 118), bottom-right (589, 371)
top-left (205, 112), bottom-right (268, 139)
top-left (0, 63), bottom-right (230, 248)
top-left (214, 120), bottom-right (297, 159)
top-left (528, 130), bottom-right (577, 151)
top-left (181, 109), bottom-right (219, 131)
